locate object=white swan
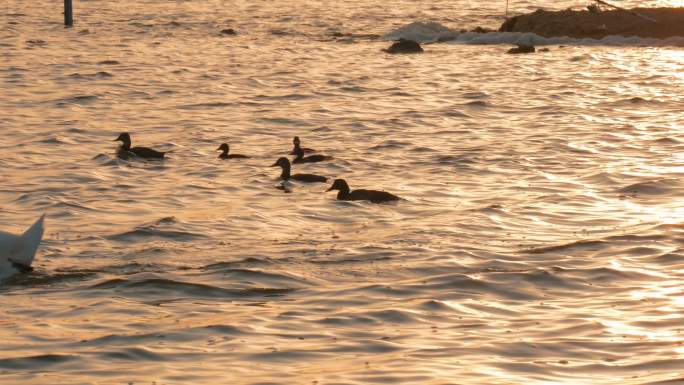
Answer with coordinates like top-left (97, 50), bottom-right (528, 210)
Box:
top-left (0, 214), bottom-right (45, 281)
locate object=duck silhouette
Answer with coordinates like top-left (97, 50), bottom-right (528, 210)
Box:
top-left (288, 136), bottom-right (316, 155)
top-left (292, 146), bottom-right (332, 164)
top-left (217, 143), bottom-right (249, 159)
top-left (326, 179), bottom-right (400, 203)
top-left (114, 133), bottom-right (166, 159)
top-left (271, 157), bottom-right (327, 183)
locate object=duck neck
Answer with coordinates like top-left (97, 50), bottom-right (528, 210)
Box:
top-left (337, 184), bottom-right (350, 199)
top-left (294, 148), bottom-right (304, 161)
top-left (220, 148), bottom-right (229, 158)
top-left (280, 163), bottom-right (291, 179)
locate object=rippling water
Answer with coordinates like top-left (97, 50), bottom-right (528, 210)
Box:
top-left (2, 0), bottom-right (684, 384)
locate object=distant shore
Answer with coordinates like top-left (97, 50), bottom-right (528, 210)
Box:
top-left (499, 7), bottom-right (684, 39)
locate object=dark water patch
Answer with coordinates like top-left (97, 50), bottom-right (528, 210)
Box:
top-left (434, 154), bottom-right (478, 166)
top-left (107, 227), bottom-right (207, 242)
top-left (640, 378), bottom-right (684, 385)
top-left (369, 140), bottom-right (410, 151)
top-left (202, 268), bottom-right (312, 287)
top-left (55, 95), bottom-right (99, 106)
top-left (642, 252), bottom-right (684, 265)
top-left (522, 239), bottom-right (607, 255)
top-left (259, 117), bottom-right (311, 126)
top-left (256, 93), bottom-right (312, 101)
top-left (49, 199), bottom-right (97, 212)
top-left (244, 350), bottom-right (323, 362)
top-left (486, 269), bottom-right (586, 290)
top-left (411, 146), bottom-right (435, 153)
top-left (653, 136), bottom-right (680, 144)
top-left (618, 178), bottom-right (683, 197)
top-left (96, 347), bottom-right (166, 362)
top-left (577, 358), bottom-right (684, 373)
top-left (37, 136), bottom-right (71, 144)
top-left (315, 315), bottom-right (379, 326)
top-left (441, 109), bottom-right (471, 118)
top-left (88, 277), bottom-right (295, 299)
top-left (1, 66), bottom-right (29, 72)
top-left (417, 273), bottom-right (540, 301)
top-left (0, 354), bottom-right (77, 370)
top-left (270, 29), bottom-right (291, 36)
top-left (365, 309), bottom-right (419, 324)
top-left (97, 60), bottom-right (120, 65)
top-left (464, 100), bottom-right (488, 107)
top-left (613, 96), bottom-right (666, 106)
top-left (322, 340), bottom-right (404, 354)
top-left (79, 324), bottom-right (246, 347)
top-left (340, 85), bottom-right (369, 93)
top-left (197, 73), bottom-right (222, 80)
top-left (569, 266), bottom-right (655, 283)
top-left (463, 91), bottom-right (489, 99)
top-left (418, 299), bottom-right (452, 312)
top-left (310, 256), bottom-right (393, 265)
top-left (68, 71), bottom-right (113, 79)
top-left (25, 39), bottom-right (47, 46)
top-left (101, 262), bottom-right (172, 275)
top-left (178, 102), bottom-right (234, 110)
top-left (1, 271), bottom-right (96, 289)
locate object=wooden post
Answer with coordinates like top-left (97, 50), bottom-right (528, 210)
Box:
top-left (64, 0), bottom-right (73, 27)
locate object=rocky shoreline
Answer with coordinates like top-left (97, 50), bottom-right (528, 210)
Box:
top-left (500, 7), bottom-right (684, 39)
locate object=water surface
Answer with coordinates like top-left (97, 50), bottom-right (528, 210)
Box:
top-left (1, 0), bottom-right (684, 384)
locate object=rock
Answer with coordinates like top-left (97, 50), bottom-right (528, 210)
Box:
top-left (499, 7), bottom-right (684, 39)
top-left (383, 39), bottom-right (424, 54)
top-left (507, 44), bottom-right (536, 54)
top-left (220, 28), bottom-right (237, 36)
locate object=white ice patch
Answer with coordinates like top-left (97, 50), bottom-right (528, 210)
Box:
top-left (382, 21), bottom-right (459, 43)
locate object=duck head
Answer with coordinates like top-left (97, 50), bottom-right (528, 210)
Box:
top-left (293, 136), bottom-right (301, 146)
top-left (217, 143), bottom-right (229, 152)
top-left (326, 178), bottom-right (350, 193)
top-left (271, 157), bottom-right (291, 179)
top-left (114, 132), bottom-right (130, 142)
top-left (271, 157), bottom-right (290, 168)
top-left (114, 132), bottom-right (132, 150)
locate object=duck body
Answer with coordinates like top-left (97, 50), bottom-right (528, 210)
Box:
top-left (0, 215), bottom-right (45, 281)
top-left (217, 143), bottom-right (250, 159)
top-left (115, 132), bottom-right (166, 160)
top-left (292, 146), bottom-right (332, 164)
top-left (271, 157), bottom-right (328, 183)
top-left (327, 179), bottom-right (400, 203)
top-left (288, 136), bottom-right (316, 155)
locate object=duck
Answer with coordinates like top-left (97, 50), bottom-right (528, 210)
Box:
top-left (292, 146), bottom-right (332, 164)
top-left (114, 132), bottom-right (166, 159)
top-left (288, 136), bottom-right (316, 155)
top-left (0, 214), bottom-right (45, 281)
top-left (217, 143), bottom-right (249, 159)
top-left (271, 157), bottom-right (327, 183)
top-left (326, 179), bottom-right (401, 203)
